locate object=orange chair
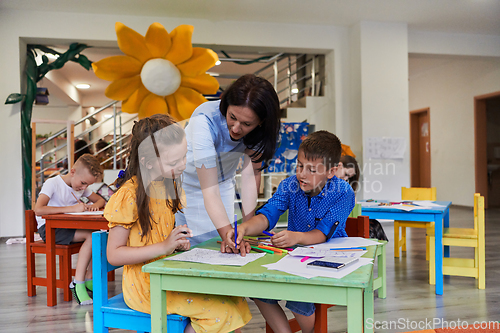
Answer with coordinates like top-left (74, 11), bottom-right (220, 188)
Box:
top-left (394, 187), bottom-right (437, 260)
top-left (265, 215), bottom-right (375, 333)
top-left (25, 210), bottom-right (82, 302)
top-left (428, 193), bottom-right (485, 289)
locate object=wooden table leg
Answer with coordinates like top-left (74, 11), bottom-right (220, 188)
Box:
top-left (46, 220), bottom-right (57, 306)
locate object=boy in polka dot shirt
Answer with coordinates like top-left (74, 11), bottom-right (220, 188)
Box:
top-left (223, 130), bottom-right (355, 333)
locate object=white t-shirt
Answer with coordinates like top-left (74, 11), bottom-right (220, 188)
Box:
top-left (35, 175), bottom-right (93, 229)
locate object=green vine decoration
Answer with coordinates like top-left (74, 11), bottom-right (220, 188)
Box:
top-left (5, 43), bottom-right (92, 210)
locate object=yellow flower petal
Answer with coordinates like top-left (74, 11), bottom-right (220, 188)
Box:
top-left (177, 48), bottom-right (218, 77)
top-left (105, 76), bottom-right (141, 101)
top-left (173, 87), bottom-right (207, 119)
top-left (92, 56), bottom-right (142, 81)
top-left (145, 22), bottom-right (171, 58)
top-left (122, 84), bottom-right (150, 114)
top-left (116, 22), bottom-right (153, 63)
top-left (165, 25), bottom-right (194, 65)
top-left (138, 94), bottom-right (168, 119)
top-left (165, 94), bottom-right (183, 121)
top-left (181, 73), bottom-right (219, 95)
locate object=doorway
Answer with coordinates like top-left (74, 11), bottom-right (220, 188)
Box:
top-left (475, 91), bottom-right (500, 208)
top-left (410, 108), bottom-right (431, 188)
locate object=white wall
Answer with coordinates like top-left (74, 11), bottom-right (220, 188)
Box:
top-left (359, 22), bottom-right (410, 201)
top-left (409, 56), bottom-right (500, 206)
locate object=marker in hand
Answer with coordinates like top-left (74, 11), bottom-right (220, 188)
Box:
top-left (234, 214), bottom-right (238, 249)
top-left (262, 230), bottom-right (273, 237)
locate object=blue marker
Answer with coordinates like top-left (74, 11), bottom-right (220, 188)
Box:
top-left (262, 230), bottom-right (273, 237)
top-left (234, 214), bottom-right (238, 249)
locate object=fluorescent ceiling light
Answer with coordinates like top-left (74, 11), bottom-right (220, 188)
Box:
top-left (103, 114), bottom-right (113, 119)
top-left (76, 83), bottom-right (90, 89)
top-left (206, 72), bottom-right (219, 77)
top-left (215, 60), bottom-right (221, 66)
top-left (291, 88), bottom-right (299, 94)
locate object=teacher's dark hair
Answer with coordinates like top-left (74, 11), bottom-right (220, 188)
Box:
top-left (220, 74), bottom-right (281, 166)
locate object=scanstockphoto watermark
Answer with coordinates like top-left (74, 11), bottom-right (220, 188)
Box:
top-left (365, 317), bottom-right (500, 330)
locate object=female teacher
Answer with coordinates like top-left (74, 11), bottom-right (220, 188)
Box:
top-left (176, 74), bottom-right (281, 246)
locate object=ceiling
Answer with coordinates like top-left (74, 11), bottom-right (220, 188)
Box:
top-left (6, 0), bottom-right (500, 110)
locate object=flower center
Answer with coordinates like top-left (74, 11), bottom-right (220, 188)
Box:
top-left (140, 58), bottom-right (181, 96)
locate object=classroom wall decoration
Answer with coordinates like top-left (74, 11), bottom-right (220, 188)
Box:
top-left (92, 22), bottom-right (219, 120)
top-left (267, 122), bottom-right (309, 173)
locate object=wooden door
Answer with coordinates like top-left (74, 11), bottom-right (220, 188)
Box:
top-left (410, 108), bottom-right (431, 187)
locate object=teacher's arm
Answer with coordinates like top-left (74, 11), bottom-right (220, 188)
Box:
top-left (240, 149), bottom-right (262, 222)
top-left (196, 165), bottom-right (233, 239)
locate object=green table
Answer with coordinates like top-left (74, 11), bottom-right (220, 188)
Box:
top-left (142, 239), bottom-right (386, 333)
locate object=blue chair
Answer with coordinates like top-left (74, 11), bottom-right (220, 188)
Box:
top-left (92, 231), bottom-right (189, 333)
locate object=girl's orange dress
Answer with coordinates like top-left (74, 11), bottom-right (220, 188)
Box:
top-left (104, 178), bottom-right (251, 333)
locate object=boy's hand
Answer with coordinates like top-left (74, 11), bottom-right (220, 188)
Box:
top-left (85, 204), bottom-right (100, 212)
top-left (271, 230), bottom-right (300, 248)
top-left (71, 202), bottom-right (87, 213)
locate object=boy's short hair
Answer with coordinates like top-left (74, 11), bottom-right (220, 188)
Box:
top-left (299, 130), bottom-right (342, 169)
top-left (74, 153), bottom-right (103, 179)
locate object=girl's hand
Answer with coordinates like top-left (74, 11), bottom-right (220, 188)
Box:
top-left (162, 225), bottom-right (192, 255)
top-left (271, 230), bottom-right (300, 248)
top-left (71, 202), bottom-right (86, 213)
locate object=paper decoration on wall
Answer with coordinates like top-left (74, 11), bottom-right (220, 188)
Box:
top-left (365, 137), bottom-right (406, 160)
top-left (267, 122), bottom-right (309, 173)
top-left (92, 22), bottom-right (219, 120)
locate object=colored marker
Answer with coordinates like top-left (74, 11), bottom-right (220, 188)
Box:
top-left (300, 256), bottom-right (310, 262)
top-left (262, 230), bottom-right (274, 237)
top-left (258, 244), bottom-right (282, 254)
top-left (330, 247), bottom-right (366, 251)
top-left (234, 215), bottom-right (238, 249)
top-left (251, 246), bottom-right (273, 254)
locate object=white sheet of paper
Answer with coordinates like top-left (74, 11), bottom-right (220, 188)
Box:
top-left (65, 211), bottom-right (104, 215)
top-left (164, 248), bottom-right (265, 266)
top-left (288, 247), bottom-right (367, 259)
top-left (310, 237), bottom-right (380, 250)
top-left (410, 201), bottom-right (445, 208)
top-left (262, 255), bottom-right (373, 279)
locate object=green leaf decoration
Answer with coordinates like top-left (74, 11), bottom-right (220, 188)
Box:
top-left (9, 43), bottom-right (94, 210)
top-left (5, 93), bottom-right (25, 104)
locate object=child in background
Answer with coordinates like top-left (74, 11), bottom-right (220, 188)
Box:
top-left (336, 155), bottom-right (389, 241)
top-left (336, 154), bottom-right (360, 192)
top-left (223, 130), bottom-right (355, 333)
top-left (34, 153), bottom-right (106, 305)
top-left (105, 114), bottom-right (251, 333)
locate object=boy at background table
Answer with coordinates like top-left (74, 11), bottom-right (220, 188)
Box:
top-left (35, 153), bottom-right (105, 305)
top-left (223, 130), bottom-right (355, 333)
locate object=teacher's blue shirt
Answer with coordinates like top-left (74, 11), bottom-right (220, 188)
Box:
top-left (257, 176), bottom-right (355, 239)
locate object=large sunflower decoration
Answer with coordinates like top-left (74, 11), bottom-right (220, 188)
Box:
top-left (92, 22), bottom-right (219, 120)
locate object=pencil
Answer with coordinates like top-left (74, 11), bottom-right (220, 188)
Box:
top-left (71, 192), bottom-right (81, 203)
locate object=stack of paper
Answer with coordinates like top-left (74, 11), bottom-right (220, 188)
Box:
top-left (164, 248), bottom-right (265, 266)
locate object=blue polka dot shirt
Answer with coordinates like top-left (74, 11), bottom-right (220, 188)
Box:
top-left (257, 175), bottom-right (355, 239)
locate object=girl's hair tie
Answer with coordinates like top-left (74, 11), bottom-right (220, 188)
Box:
top-left (118, 169), bottom-right (126, 179)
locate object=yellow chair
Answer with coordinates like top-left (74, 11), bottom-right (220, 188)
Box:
top-left (394, 187), bottom-right (437, 259)
top-left (428, 193), bottom-right (485, 289)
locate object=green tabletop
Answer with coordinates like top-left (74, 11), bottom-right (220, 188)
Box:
top-left (143, 238), bottom-right (385, 333)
